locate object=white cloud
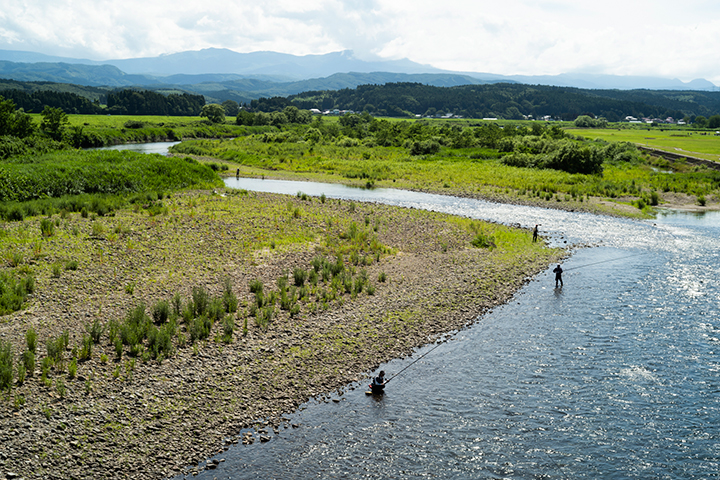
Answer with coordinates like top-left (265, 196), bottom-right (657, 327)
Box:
top-left (0, 0), bottom-right (719, 83)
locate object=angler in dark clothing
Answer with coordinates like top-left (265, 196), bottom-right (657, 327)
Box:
top-left (532, 225), bottom-right (539, 242)
top-left (371, 370), bottom-right (387, 394)
top-left (553, 264), bottom-right (563, 287)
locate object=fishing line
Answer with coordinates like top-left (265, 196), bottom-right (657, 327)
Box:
top-left (385, 339), bottom-right (447, 383)
top-left (561, 252), bottom-right (648, 272)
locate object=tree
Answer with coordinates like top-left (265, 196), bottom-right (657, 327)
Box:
top-left (200, 104), bottom-right (226, 124)
top-left (236, 109), bottom-right (255, 126)
top-left (694, 116), bottom-right (708, 128)
top-left (707, 115), bottom-right (720, 129)
top-left (40, 106), bottom-right (68, 141)
top-left (221, 100), bottom-right (239, 116)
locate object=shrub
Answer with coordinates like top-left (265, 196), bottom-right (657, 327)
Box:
top-left (222, 278), bottom-right (238, 313)
top-left (88, 318), bottom-right (104, 344)
top-left (207, 297), bottom-right (225, 323)
top-left (409, 139), bottom-right (441, 156)
top-left (26, 327), bottom-right (37, 353)
top-left (697, 195), bottom-right (706, 206)
top-left (78, 334), bottom-right (92, 360)
top-left (67, 357), bottom-right (77, 379)
top-left (40, 218), bottom-right (55, 237)
top-left (152, 300), bottom-right (170, 324)
top-left (191, 286), bottom-right (209, 317)
top-left (56, 378), bottom-right (66, 399)
top-left (0, 340), bottom-right (13, 392)
top-left (471, 234), bottom-right (496, 249)
top-left (65, 260), bottom-right (79, 271)
top-left (120, 303), bottom-right (150, 347)
top-left (22, 349), bottom-right (34, 376)
top-left (171, 293), bottom-right (183, 317)
top-left (0, 271), bottom-right (36, 316)
top-left (189, 315), bottom-right (211, 343)
top-left (222, 316), bottom-right (234, 343)
top-left (16, 362), bottom-right (26, 385)
top-left (293, 267), bottom-right (307, 287)
top-left (114, 337), bottom-right (123, 360)
top-left (249, 279), bottom-right (263, 295)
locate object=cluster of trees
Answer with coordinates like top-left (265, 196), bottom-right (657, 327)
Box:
top-left (106, 90), bottom-right (205, 116)
top-left (247, 82), bottom-right (720, 122)
top-left (573, 115), bottom-right (609, 128)
top-left (236, 105), bottom-right (313, 126)
top-left (692, 115), bottom-right (720, 129)
top-left (0, 89), bottom-right (102, 114)
top-left (1, 95), bottom-right (70, 146)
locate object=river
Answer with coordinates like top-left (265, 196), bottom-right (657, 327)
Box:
top-left (110, 140), bottom-right (717, 479)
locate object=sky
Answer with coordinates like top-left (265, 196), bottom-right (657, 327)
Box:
top-left (1, 0), bottom-right (719, 83)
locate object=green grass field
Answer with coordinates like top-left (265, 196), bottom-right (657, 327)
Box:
top-left (569, 127), bottom-right (720, 162)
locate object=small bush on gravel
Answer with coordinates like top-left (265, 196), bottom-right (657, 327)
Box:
top-left (0, 340), bottom-right (14, 392)
top-left (22, 349), bottom-right (34, 377)
top-left (16, 362), bottom-right (26, 385)
top-left (152, 300), bottom-right (170, 324)
top-left (189, 316), bottom-right (211, 343)
top-left (88, 318), bottom-right (104, 344)
top-left (249, 279), bottom-right (263, 295)
top-left (222, 278), bottom-right (238, 313)
top-left (121, 304), bottom-right (150, 347)
top-left (192, 286), bottom-right (210, 316)
top-left (207, 297), bottom-right (224, 323)
top-left (67, 357), bottom-right (77, 378)
top-left (293, 267), bottom-right (307, 287)
top-left (78, 334), bottom-right (92, 360)
top-left (40, 218), bottom-right (55, 237)
top-left (171, 293), bottom-right (183, 318)
top-left (26, 327), bottom-right (37, 353)
top-left (0, 271), bottom-right (36, 315)
top-left (221, 316), bottom-right (234, 343)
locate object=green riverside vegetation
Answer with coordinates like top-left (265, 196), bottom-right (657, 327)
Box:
top-left (171, 112), bottom-right (720, 216)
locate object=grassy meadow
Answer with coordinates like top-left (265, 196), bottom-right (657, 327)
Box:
top-left (569, 127), bottom-right (720, 162)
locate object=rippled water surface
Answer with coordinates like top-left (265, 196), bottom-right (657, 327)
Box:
top-left (184, 178), bottom-right (719, 479)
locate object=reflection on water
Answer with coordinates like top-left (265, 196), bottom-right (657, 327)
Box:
top-left (178, 177), bottom-right (720, 479)
top-left (88, 141), bottom-right (180, 155)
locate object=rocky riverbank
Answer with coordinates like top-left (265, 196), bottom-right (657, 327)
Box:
top-left (0, 189), bottom-right (562, 479)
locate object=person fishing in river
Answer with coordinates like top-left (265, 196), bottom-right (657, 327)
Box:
top-left (553, 264), bottom-right (563, 287)
top-left (532, 224), bottom-right (540, 242)
top-left (370, 370), bottom-right (388, 394)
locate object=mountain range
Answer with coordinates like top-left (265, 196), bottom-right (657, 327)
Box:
top-left (0, 48), bottom-right (717, 104)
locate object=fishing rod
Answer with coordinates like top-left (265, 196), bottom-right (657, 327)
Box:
top-left (561, 252), bottom-right (648, 272)
top-left (385, 339), bottom-right (447, 383)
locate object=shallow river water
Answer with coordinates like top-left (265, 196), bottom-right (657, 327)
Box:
top-left (176, 175), bottom-right (720, 479)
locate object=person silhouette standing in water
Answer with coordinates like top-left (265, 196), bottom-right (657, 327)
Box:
top-left (553, 264), bottom-right (563, 287)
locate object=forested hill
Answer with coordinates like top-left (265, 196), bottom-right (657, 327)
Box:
top-left (271, 83), bottom-right (720, 121)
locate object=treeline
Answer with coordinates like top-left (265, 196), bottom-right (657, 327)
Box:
top-left (0, 89), bottom-right (102, 114)
top-left (106, 90), bottom-right (205, 116)
top-left (249, 82), bottom-right (720, 122)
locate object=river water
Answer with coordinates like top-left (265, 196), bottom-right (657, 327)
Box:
top-left (88, 141), bottom-right (181, 155)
